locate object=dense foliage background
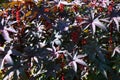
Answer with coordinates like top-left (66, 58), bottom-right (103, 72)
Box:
top-left (0, 0), bottom-right (120, 80)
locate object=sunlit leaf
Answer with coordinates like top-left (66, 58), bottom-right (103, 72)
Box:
top-left (92, 23), bottom-right (96, 34)
top-left (0, 47), bottom-right (4, 52)
top-left (75, 59), bottom-right (87, 66)
top-left (2, 30), bottom-right (12, 42)
top-left (69, 61), bottom-right (77, 72)
top-left (5, 27), bottom-right (17, 33)
top-left (0, 50), bottom-right (13, 69)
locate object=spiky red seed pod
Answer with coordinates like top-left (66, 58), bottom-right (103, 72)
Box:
top-left (53, 6), bottom-right (58, 12)
top-left (45, 21), bottom-right (52, 30)
top-left (61, 73), bottom-right (65, 80)
top-left (108, 44), bottom-right (113, 52)
top-left (59, 4), bottom-right (64, 12)
top-left (44, 8), bottom-right (49, 12)
top-left (109, 38), bottom-right (113, 44)
top-left (16, 11), bottom-right (20, 20)
top-left (73, 5), bottom-right (79, 12)
top-left (108, 37), bottom-right (114, 52)
top-left (61, 61), bottom-right (65, 68)
top-left (16, 10), bottom-right (20, 25)
top-left (98, 6), bottom-right (103, 12)
top-left (108, 5), bottom-right (113, 12)
top-left (81, 39), bottom-right (87, 45)
top-left (76, 17), bottom-right (83, 23)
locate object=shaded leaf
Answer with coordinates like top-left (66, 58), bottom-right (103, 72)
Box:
top-left (93, 18), bottom-right (107, 31)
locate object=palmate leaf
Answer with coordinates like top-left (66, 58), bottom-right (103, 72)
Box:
top-left (75, 57), bottom-right (87, 67)
top-left (83, 17), bottom-right (107, 34)
top-left (68, 52), bottom-right (87, 72)
top-left (93, 18), bottom-right (107, 31)
top-left (107, 17), bottom-right (120, 31)
top-left (0, 0), bottom-right (120, 80)
top-left (92, 18), bottom-right (107, 34)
